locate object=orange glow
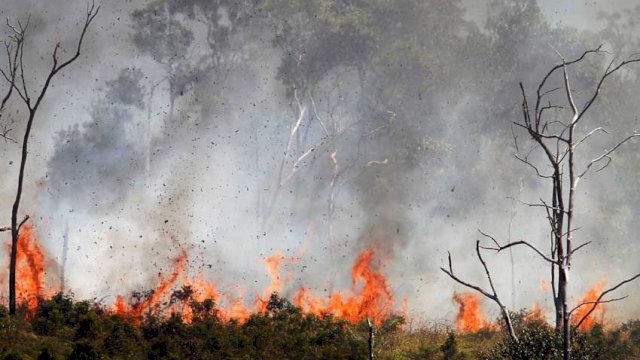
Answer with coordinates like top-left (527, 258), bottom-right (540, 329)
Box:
top-left (2, 224), bottom-right (61, 312)
top-left (572, 282), bottom-right (606, 332)
top-left (110, 250), bottom-right (188, 323)
top-left (452, 292), bottom-right (492, 333)
top-left (4, 227), bottom-right (399, 326)
top-left (16, 225), bottom-right (46, 310)
top-left (540, 279), bottom-right (550, 293)
top-left (254, 253), bottom-right (289, 313)
top-left (108, 246), bottom-right (397, 326)
top-left (293, 248), bottom-right (394, 326)
top-left (0, 224), bottom-right (59, 313)
top-left (525, 303), bottom-right (547, 323)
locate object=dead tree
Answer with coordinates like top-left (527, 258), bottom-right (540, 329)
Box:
top-left (367, 318), bottom-right (375, 360)
top-left (0, 3), bottom-right (99, 315)
top-left (442, 46), bottom-right (640, 360)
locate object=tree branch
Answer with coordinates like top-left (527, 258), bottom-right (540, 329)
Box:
top-left (17, 215), bottom-right (29, 232)
top-left (576, 127), bottom-right (609, 149)
top-left (578, 133), bottom-right (640, 181)
top-left (478, 229), bottom-right (556, 264)
top-left (572, 273), bottom-right (640, 331)
top-left (441, 241), bottom-right (518, 341)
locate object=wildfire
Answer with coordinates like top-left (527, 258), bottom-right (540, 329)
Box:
top-left (1, 223), bottom-right (624, 335)
top-left (4, 222), bottom-right (400, 325)
top-left (452, 292), bottom-right (492, 333)
top-left (293, 248), bottom-right (395, 326)
top-left (111, 249), bottom-right (189, 323)
top-left (0, 224), bottom-right (56, 312)
top-left (16, 225), bottom-right (48, 310)
top-left (106, 246), bottom-right (398, 326)
top-left (525, 302), bottom-right (548, 323)
top-left (572, 282), bottom-right (606, 332)
top-left (254, 253), bottom-right (296, 313)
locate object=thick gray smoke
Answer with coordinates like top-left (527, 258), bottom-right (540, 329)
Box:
top-left (1, 0), bottom-right (640, 323)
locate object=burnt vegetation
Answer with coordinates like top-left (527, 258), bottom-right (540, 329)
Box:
top-left (1, 295), bottom-right (640, 359)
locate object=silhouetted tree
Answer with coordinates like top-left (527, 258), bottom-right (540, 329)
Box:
top-left (442, 47), bottom-right (640, 359)
top-left (0, 4), bottom-right (99, 315)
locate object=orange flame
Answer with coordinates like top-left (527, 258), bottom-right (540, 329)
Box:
top-left (294, 248), bottom-right (395, 326)
top-left (108, 247), bottom-right (397, 326)
top-left (0, 224), bottom-right (59, 313)
top-left (254, 253), bottom-right (288, 313)
top-left (4, 227), bottom-right (398, 327)
top-left (111, 250), bottom-right (188, 323)
top-left (0, 224), bottom-right (58, 312)
top-left (16, 225), bottom-right (47, 310)
top-left (452, 292), bottom-right (492, 333)
top-left (525, 303), bottom-right (547, 323)
top-left (572, 282), bottom-right (606, 332)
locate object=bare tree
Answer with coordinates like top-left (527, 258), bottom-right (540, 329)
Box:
top-left (442, 46), bottom-right (640, 359)
top-left (0, 3), bottom-right (99, 315)
top-left (262, 87), bottom-right (390, 260)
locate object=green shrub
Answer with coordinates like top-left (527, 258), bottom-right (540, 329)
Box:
top-left (441, 332), bottom-right (459, 359)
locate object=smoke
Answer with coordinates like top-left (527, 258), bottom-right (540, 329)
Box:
top-left (1, 0), bottom-right (639, 324)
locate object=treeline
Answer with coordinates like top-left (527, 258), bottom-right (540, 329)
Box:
top-left (1, 293), bottom-right (640, 359)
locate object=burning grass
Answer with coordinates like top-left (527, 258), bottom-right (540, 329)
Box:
top-left (0, 225), bottom-right (634, 359)
top-left (2, 224), bottom-right (402, 327)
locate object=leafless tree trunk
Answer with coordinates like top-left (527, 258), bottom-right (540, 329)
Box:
top-left (442, 46), bottom-right (640, 359)
top-left (367, 318), bottom-right (375, 360)
top-left (0, 3), bottom-right (98, 315)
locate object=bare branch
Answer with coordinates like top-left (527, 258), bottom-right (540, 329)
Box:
top-left (366, 159), bottom-right (388, 166)
top-left (576, 127), bottom-right (609, 149)
top-left (534, 46), bottom-right (603, 120)
top-left (0, 41), bottom-right (19, 111)
top-left (539, 87), bottom-right (561, 99)
top-left (441, 242), bottom-right (518, 341)
top-left (561, 60), bottom-right (578, 117)
top-left (480, 238), bottom-right (556, 264)
top-left (514, 153), bottom-right (554, 178)
top-left (578, 133), bottom-right (640, 181)
top-left (17, 215), bottom-right (29, 232)
top-left (32, 2), bottom-right (99, 112)
top-left (569, 296), bottom-right (628, 317)
top-left (508, 197), bottom-right (564, 213)
top-left (578, 57), bottom-right (640, 122)
top-left (17, 18), bottom-right (30, 104)
top-left (309, 92), bottom-right (329, 136)
top-left (478, 229), bottom-right (500, 248)
top-left (441, 258), bottom-right (495, 302)
top-left (280, 140), bottom-right (322, 186)
top-left (566, 241), bottom-right (591, 258)
top-left (572, 273), bottom-right (640, 330)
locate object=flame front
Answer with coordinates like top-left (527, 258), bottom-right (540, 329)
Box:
top-left (452, 292), bottom-right (492, 333)
top-left (16, 225), bottom-right (47, 310)
top-left (106, 246), bottom-right (397, 326)
top-left (1, 224), bottom-right (57, 312)
top-left (4, 224), bottom-right (399, 325)
top-left (294, 248), bottom-right (395, 326)
top-left (572, 282), bottom-right (606, 331)
top-left (525, 302), bottom-right (547, 323)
